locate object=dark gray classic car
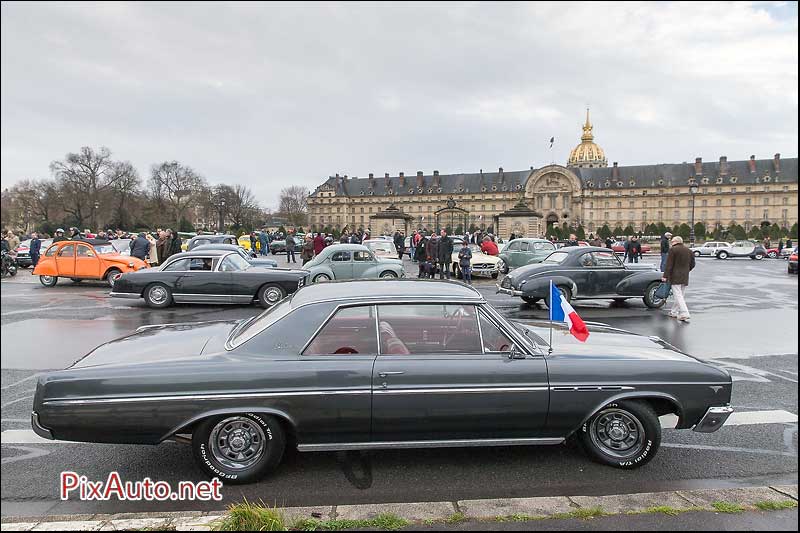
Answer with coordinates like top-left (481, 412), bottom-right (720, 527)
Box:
top-left (498, 246), bottom-right (666, 308)
top-left (193, 243), bottom-right (278, 268)
top-left (110, 249), bottom-right (306, 308)
top-left (33, 280), bottom-right (733, 483)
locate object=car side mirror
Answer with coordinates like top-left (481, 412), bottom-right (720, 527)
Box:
top-left (507, 344), bottom-right (526, 360)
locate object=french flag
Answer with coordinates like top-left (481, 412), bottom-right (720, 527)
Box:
top-left (549, 281), bottom-right (590, 342)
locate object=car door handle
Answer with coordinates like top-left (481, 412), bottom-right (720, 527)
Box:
top-left (378, 371), bottom-right (404, 378)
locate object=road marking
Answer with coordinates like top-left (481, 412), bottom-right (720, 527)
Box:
top-left (660, 409), bottom-right (797, 428)
top-left (0, 373), bottom-right (41, 391)
top-left (1, 430), bottom-right (54, 444)
top-left (661, 443), bottom-right (796, 457)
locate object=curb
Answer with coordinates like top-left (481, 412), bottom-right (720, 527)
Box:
top-left (1, 484), bottom-right (796, 531)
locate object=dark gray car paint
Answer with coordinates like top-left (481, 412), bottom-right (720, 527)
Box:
top-left (33, 280), bottom-right (732, 450)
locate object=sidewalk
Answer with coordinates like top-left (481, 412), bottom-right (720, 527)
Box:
top-left (1, 484), bottom-right (796, 531)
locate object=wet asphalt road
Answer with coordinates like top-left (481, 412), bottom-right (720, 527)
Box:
top-left (1, 255), bottom-right (797, 517)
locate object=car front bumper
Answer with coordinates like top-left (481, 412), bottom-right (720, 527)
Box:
top-left (109, 291), bottom-right (141, 299)
top-left (692, 406), bottom-right (734, 433)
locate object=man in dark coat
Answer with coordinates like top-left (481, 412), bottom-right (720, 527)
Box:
top-left (662, 235), bottom-right (696, 322)
top-left (29, 232), bottom-right (42, 269)
top-left (129, 232), bottom-right (150, 261)
top-left (313, 233), bottom-right (325, 255)
top-left (393, 231), bottom-right (404, 260)
top-left (437, 230), bottom-right (454, 280)
top-left (52, 228), bottom-right (67, 243)
top-left (426, 234), bottom-right (440, 277)
top-left (659, 232), bottom-right (672, 272)
top-left (169, 230), bottom-right (182, 257)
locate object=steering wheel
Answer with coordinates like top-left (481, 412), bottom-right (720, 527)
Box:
top-left (333, 346), bottom-right (358, 354)
top-left (443, 306), bottom-right (468, 347)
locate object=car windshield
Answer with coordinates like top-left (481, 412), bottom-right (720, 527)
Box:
top-left (228, 297), bottom-right (293, 348)
top-left (365, 241), bottom-right (394, 254)
top-left (219, 253), bottom-right (251, 272)
top-left (542, 251), bottom-right (569, 264)
top-left (94, 244), bottom-right (117, 254)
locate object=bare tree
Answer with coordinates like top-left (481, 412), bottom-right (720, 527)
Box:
top-left (148, 161), bottom-right (207, 228)
top-left (108, 162), bottom-right (141, 230)
top-left (50, 146), bottom-right (132, 229)
top-left (279, 185), bottom-right (309, 227)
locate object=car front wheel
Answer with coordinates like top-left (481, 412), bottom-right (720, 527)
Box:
top-left (717, 251), bottom-right (728, 259)
top-left (258, 284), bottom-right (285, 308)
top-left (313, 273), bottom-right (331, 283)
top-left (768, 251), bottom-right (778, 259)
top-left (544, 286), bottom-right (571, 309)
top-left (39, 275), bottom-right (58, 287)
top-left (192, 413), bottom-right (286, 484)
top-left (105, 268), bottom-right (121, 287)
top-left (145, 283), bottom-right (173, 308)
top-left (379, 271), bottom-right (398, 278)
top-left (753, 253), bottom-right (764, 260)
top-left (522, 296), bottom-right (539, 306)
top-left (693, 250), bottom-right (701, 257)
top-left (643, 282), bottom-right (667, 309)
top-left (498, 258), bottom-right (509, 274)
top-left (579, 400), bottom-right (661, 469)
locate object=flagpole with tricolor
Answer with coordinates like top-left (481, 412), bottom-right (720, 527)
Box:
top-left (548, 280), bottom-right (590, 350)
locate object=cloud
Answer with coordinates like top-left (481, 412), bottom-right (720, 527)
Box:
top-left (1, 1), bottom-right (797, 210)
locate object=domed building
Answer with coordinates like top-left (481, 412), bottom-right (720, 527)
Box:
top-left (567, 109), bottom-right (607, 168)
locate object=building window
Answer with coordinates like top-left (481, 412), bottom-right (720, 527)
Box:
top-left (763, 209), bottom-right (769, 220)
top-left (783, 197), bottom-right (788, 205)
top-left (715, 199), bottom-right (722, 206)
top-left (673, 210), bottom-right (679, 220)
top-left (731, 199), bottom-right (736, 206)
top-left (658, 201), bottom-right (663, 208)
top-left (746, 198), bottom-right (751, 206)
top-left (701, 199), bottom-right (708, 207)
top-left (730, 209), bottom-right (737, 219)
top-left (782, 209), bottom-right (788, 220)
top-left (731, 187), bottom-right (736, 193)
top-left (763, 198), bottom-right (769, 205)
top-left (658, 211), bottom-right (663, 221)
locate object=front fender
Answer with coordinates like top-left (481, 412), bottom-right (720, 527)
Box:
top-left (520, 275), bottom-right (578, 298)
top-left (616, 272), bottom-right (663, 295)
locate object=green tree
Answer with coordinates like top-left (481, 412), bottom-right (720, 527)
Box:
top-left (623, 224), bottom-right (635, 236)
top-left (645, 223), bottom-right (658, 235)
top-left (677, 223), bottom-right (691, 239)
top-left (576, 225), bottom-right (586, 240)
top-left (790, 223), bottom-right (798, 239)
top-left (693, 222), bottom-right (706, 239)
top-left (748, 226), bottom-right (762, 239)
top-left (769, 224), bottom-right (782, 240)
top-left (613, 225), bottom-right (624, 236)
top-left (598, 224), bottom-right (612, 239)
top-left (728, 223), bottom-right (746, 240)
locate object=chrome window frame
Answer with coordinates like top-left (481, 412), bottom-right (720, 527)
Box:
top-left (300, 303), bottom-right (380, 357)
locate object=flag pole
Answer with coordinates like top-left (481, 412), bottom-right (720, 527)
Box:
top-left (548, 280), bottom-right (554, 355)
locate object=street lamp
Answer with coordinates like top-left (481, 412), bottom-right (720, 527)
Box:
top-left (219, 199), bottom-right (226, 233)
top-left (93, 200), bottom-right (99, 231)
top-left (688, 182), bottom-right (699, 246)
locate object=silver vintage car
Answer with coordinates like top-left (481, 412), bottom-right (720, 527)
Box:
top-left (32, 280), bottom-right (733, 484)
top-left (303, 244), bottom-right (405, 282)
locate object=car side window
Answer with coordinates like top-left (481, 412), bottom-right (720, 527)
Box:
top-left (353, 251), bottom-right (374, 262)
top-left (479, 311), bottom-right (513, 353)
top-left (518, 242), bottom-right (530, 252)
top-left (331, 251), bottom-right (352, 262)
top-left (76, 245), bottom-right (94, 257)
top-left (507, 242), bottom-right (519, 251)
top-left (58, 244), bottom-right (75, 257)
top-left (533, 242), bottom-right (554, 251)
top-left (45, 245), bottom-right (57, 257)
top-left (303, 306), bottom-right (378, 355)
top-left (579, 252), bottom-right (595, 267)
top-left (189, 258), bottom-right (214, 271)
top-left (593, 251), bottom-right (622, 267)
top-left (163, 258), bottom-right (192, 271)
top-left (376, 304), bottom-right (481, 355)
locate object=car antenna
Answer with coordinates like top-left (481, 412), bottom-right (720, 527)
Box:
top-left (548, 279), bottom-right (554, 355)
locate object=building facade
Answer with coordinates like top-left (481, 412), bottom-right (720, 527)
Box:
top-left (307, 112), bottom-right (798, 237)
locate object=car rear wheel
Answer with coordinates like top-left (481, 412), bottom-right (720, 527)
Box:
top-left (498, 259), bottom-right (509, 274)
top-left (643, 282), bottom-right (667, 309)
top-left (544, 286), bottom-right (571, 309)
top-left (717, 251), bottom-right (728, 259)
top-left (693, 250), bottom-right (701, 257)
top-left (579, 400), bottom-right (661, 469)
top-left (379, 271), bottom-right (398, 278)
top-left (145, 283), bottom-right (173, 308)
top-left (192, 413), bottom-right (285, 484)
top-left (522, 296), bottom-right (539, 306)
top-left (768, 251), bottom-right (778, 259)
top-left (105, 268), bottom-right (122, 288)
top-left (39, 275), bottom-right (58, 287)
top-left (313, 273), bottom-right (331, 283)
top-left (258, 284), bottom-right (285, 308)
top-left (754, 253), bottom-right (764, 260)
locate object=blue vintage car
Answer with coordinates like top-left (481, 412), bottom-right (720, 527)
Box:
top-left (303, 244), bottom-right (405, 282)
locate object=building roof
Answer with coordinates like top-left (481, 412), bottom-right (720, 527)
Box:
top-left (310, 156), bottom-right (797, 198)
top-left (290, 279), bottom-right (484, 308)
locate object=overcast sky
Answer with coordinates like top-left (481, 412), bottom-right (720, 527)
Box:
top-left (2, 1), bottom-right (797, 210)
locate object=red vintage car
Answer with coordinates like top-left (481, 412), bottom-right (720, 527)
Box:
top-left (611, 241), bottom-right (652, 254)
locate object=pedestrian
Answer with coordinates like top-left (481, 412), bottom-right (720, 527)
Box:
top-left (662, 235), bottom-right (696, 322)
top-left (146, 232), bottom-right (159, 266)
top-left (437, 230), bottom-right (453, 280)
top-left (286, 231), bottom-right (297, 264)
top-left (458, 241), bottom-right (473, 284)
top-left (415, 235), bottom-right (428, 277)
top-left (628, 236), bottom-right (642, 263)
top-left (393, 231), bottom-right (404, 260)
top-left (778, 238), bottom-right (784, 255)
top-left (168, 229), bottom-right (182, 257)
top-left (52, 228), bottom-right (67, 243)
top-left (660, 232), bottom-right (672, 271)
top-left (567, 233), bottom-right (580, 247)
top-left (6, 231), bottom-right (20, 252)
top-left (605, 236), bottom-right (614, 249)
top-left (480, 236), bottom-right (499, 256)
top-left (301, 234), bottom-right (314, 265)
top-left (156, 230), bottom-right (170, 264)
top-left (259, 230), bottom-right (269, 256)
top-left (509, 232), bottom-right (516, 241)
top-left (69, 227), bottom-right (81, 240)
top-left (129, 232), bottom-right (150, 261)
top-left (426, 233), bottom-right (440, 277)
top-left (29, 231), bottom-right (41, 270)
top-left (787, 238), bottom-right (794, 249)
top-left (313, 233), bottom-right (325, 255)
top-left (763, 236), bottom-right (771, 250)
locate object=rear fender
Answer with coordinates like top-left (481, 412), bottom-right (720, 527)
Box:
top-left (33, 260), bottom-right (58, 276)
top-left (162, 406), bottom-right (299, 442)
top-left (616, 272), bottom-right (663, 295)
top-left (568, 391), bottom-right (684, 437)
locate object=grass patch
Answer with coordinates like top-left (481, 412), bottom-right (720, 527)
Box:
top-left (627, 505), bottom-right (689, 516)
top-left (550, 507), bottom-right (607, 520)
top-left (292, 513), bottom-right (409, 531)
top-left (214, 499), bottom-right (286, 531)
top-left (494, 513), bottom-right (542, 522)
top-left (443, 512), bottom-right (468, 524)
top-left (754, 500), bottom-right (798, 511)
top-left (712, 501), bottom-right (746, 514)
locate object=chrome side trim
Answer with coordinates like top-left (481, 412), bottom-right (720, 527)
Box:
top-left (374, 386), bottom-right (549, 395)
top-left (297, 437), bottom-right (564, 452)
top-left (693, 406), bottom-right (734, 433)
top-left (550, 386), bottom-right (636, 392)
top-left (549, 382), bottom-right (730, 387)
top-left (109, 292), bottom-right (141, 299)
top-left (42, 389), bottom-right (372, 406)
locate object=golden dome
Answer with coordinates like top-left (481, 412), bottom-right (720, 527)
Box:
top-left (568, 109), bottom-right (608, 168)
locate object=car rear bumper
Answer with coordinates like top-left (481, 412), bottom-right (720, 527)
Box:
top-left (693, 406), bottom-right (734, 433)
top-left (109, 291), bottom-right (141, 299)
top-left (31, 411), bottom-right (54, 440)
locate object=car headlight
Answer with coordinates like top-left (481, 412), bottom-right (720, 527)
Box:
top-left (128, 262), bottom-right (135, 268)
top-left (501, 277), bottom-right (511, 289)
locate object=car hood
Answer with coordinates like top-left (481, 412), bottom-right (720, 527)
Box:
top-left (376, 257), bottom-right (403, 264)
top-left (70, 320), bottom-right (239, 369)
top-left (514, 321), bottom-right (703, 363)
top-left (623, 263), bottom-right (658, 271)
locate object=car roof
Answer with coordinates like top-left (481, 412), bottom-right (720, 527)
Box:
top-left (189, 234), bottom-right (236, 241)
top-left (193, 243), bottom-right (242, 251)
top-left (166, 250), bottom-right (231, 259)
top-left (291, 279), bottom-right (484, 308)
top-left (319, 243), bottom-right (369, 251)
top-left (553, 246), bottom-right (611, 254)
top-left (510, 238), bottom-right (551, 242)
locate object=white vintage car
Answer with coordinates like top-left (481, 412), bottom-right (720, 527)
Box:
top-left (451, 244), bottom-right (501, 278)
top-left (690, 241), bottom-right (731, 257)
top-left (715, 240), bottom-right (768, 260)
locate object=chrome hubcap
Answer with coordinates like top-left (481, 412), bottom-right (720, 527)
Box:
top-left (590, 409), bottom-right (644, 458)
top-left (265, 288), bottom-right (282, 304)
top-left (209, 417), bottom-right (266, 470)
top-left (42, 276), bottom-right (53, 283)
top-left (149, 286), bottom-right (167, 304)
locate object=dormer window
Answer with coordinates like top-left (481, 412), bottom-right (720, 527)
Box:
top-left (408, 188), bottom-right (414, 194)
top-left (491, 185), bottom-right (497, 191)
top-left (587, 181), bottom-right (594, 188)
top-left (658, 178), bottom-right (665, 186)
top-left (437, 188), bottom-right (443, 193)
top-left (716, 177), bottom-right (723, 184)
top-left (629, 180), bottom-right (636, 187)
top-left (617, 181), bottom-right (624, 187)
top-left (605, 180), bottom-right (611, 187)
top-left (763, 176), bottom-right (771, 182)
top-left (730, 177), bottom-right (738, 184)
top-left (515, 184), bottom-right (522, 190)
top-left (481, 186), bottom-right (487, 192)
top-left (360, 190), bottom-right (364, 195)
top-left (701, 177), bottom-right (709, 184)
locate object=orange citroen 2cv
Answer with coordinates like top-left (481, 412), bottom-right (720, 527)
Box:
top-left (33, 239), bottom-right (148, 288)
